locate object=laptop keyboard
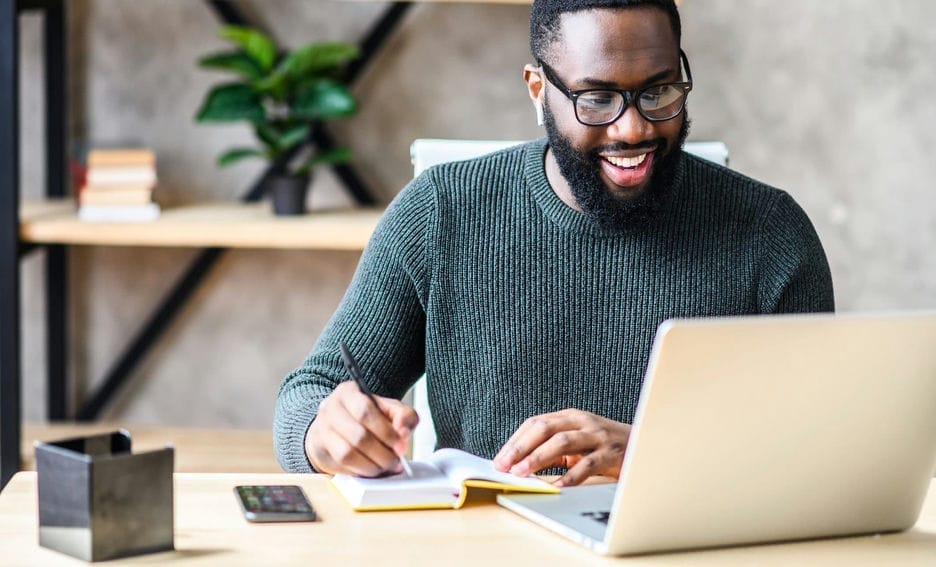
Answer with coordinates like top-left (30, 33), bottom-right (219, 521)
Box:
top-left (580, 510), bottom-right (611, 525)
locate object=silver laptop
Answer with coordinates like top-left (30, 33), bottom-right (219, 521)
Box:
top-left (497, 312), bottom-right (936, 555)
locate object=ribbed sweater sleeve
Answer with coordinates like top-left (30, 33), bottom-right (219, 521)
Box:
top-left (273, 176), bottom-right (435, 473)
top-left (756, 191), bottom-right (835, 313)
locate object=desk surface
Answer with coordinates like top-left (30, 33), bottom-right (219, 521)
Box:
top-left (19, 199), bottom-right (382, 250)
top-left (2, 473), bottom-right (935, 566)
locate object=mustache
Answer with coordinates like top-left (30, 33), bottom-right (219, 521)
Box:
top-left (591, 138), bottom-right (668, 155)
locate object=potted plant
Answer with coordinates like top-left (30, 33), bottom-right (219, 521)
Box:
top-left (195, 25), bottom-right (359, 215)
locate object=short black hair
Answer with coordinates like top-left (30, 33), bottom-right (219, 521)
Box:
top-left (530, 0), bottom-right (681, 64)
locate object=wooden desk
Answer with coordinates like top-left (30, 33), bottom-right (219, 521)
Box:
top-left (2, 473), bottom-right (935, 566)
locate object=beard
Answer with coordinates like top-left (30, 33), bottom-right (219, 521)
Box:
top-left (543, 98), bottom-right (691, 232)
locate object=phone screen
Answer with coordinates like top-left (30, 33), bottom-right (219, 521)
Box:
top-left (235, 485), bottom-right (318, 523)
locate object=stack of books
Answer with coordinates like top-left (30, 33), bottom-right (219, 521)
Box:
top-left (78, 148), bottom-right (161, 222)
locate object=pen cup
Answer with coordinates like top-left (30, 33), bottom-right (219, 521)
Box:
top-left (34, 430), bottom-right (175, 562)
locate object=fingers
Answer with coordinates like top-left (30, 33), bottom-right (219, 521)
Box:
top-left (306, 425), bottom-right (391, 478)
top-left (553, 439), bottom-right (627, 487)
top-left (494, 410), bottom-right (580, 472)
top-left (376, 396), bottom-right (420, 454)
top-left (339, 383), bottom-right (410, 455)
top-left (493, 409), bottom-right (631, 486)
top-left (508, 429), bottom-right (592, 477)
top-left (305, 382), bottom-right (415, 477)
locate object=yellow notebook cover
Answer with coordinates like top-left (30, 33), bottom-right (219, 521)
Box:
top-left (331, 448), bottom-right (560, 511)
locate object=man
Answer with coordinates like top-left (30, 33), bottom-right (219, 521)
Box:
top-left (274, 0), bottom-right (834, 487)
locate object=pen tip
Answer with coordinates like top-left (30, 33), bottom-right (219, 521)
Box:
top-left (400, 457), bottom-right (414, 477)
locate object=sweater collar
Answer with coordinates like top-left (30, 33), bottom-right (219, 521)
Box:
top-left (524, 137), bottom-right (688, 238)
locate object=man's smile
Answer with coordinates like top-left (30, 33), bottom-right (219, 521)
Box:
top-left (604, 153), bottom-right (647, 167)
top-left (599, 150), bottom-right (655, 190)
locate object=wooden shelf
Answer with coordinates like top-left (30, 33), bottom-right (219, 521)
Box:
top-left (19, 199), bottom-right (383, 250)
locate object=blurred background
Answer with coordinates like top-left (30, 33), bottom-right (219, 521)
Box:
top-left (16, 0), bottom-right (936, 428)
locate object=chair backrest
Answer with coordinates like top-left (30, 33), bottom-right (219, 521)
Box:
top-left (411, 138), bottom-right (729, 176)
top-left (406, 138), bottom-right (730, 460)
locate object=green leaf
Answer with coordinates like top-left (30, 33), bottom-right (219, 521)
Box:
top-left (280, 43), bottom-right (359, 81)
top-left (255, 123), bottom-right (281, 149)
top-left (198, 51), bottom-right (263, 81)
top-left (219, 25), bottom-right (277, 73)
top-left (295, 147), bottom-right (351, 175)
top-left (217, 148), bottom-right (264, 167)
top-left (252, 70), bottom-right (287, 99)
top-left (195, 83), bottom-right (264, 122)
top-left (254, 123), bottom-right (308, 153)
top-left (292, 79), bottom-right (356, 120)
top-left (279, 124), bottom-right (310, 149)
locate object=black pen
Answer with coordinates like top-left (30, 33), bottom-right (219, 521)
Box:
top-left (338, 341), bottom-right (414, 477)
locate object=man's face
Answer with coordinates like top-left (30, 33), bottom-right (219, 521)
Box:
top-left (537, 7), bottom-right (689, 230)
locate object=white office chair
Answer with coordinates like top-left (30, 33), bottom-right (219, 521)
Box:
top-left (405, 138), bottom-right (729, 460)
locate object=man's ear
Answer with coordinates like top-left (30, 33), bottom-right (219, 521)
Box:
top-left (524, 64), bottom-right (546, 126)
top-left (523, 63), bottom-right (545, 104)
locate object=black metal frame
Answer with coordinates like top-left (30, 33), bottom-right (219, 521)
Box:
top-left (537, 49), bottom-right (693, 126)
top-left (1, 0), bottom-right (23, 489)
top-left (44, 0), bottom-right (68, 423)
top-left (1, 0), bottom-right (415, 489)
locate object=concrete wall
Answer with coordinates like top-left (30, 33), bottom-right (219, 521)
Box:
top-left (18, 1), bottom-right (936, 428)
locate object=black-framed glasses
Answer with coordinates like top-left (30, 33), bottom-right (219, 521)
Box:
top-left (538, 49), bottom-right (693, 126)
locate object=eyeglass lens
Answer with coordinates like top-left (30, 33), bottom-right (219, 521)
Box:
top-left (576, 85), bottom-right (688, 125)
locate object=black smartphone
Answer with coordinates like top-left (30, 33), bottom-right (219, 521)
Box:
top-left (234, 485), bottom-right (319, 523)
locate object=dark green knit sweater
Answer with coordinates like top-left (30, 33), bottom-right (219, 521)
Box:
top-left (274, 138), bottom-right (834, 473)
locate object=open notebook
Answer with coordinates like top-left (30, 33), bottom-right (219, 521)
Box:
top-left (331, 448), bottom-right (559, 511)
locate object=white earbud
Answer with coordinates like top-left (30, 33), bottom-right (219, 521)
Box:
top-left (535, 99), bottom-right (544, 126)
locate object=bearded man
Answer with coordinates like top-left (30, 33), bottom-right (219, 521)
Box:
top-left (274, 0), bottom-right (834, 486)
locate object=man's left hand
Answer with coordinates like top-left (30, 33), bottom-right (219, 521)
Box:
top-left (492, 409), bottom-right (632, 487)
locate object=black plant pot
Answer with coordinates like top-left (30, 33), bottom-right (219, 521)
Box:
top-left (267, 172), bottom-right (310, 216)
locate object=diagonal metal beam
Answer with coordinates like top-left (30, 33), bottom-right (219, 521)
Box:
top-left (344, 2), bottom-right (411, 86)
top-left (76, 168), bottom-right (277, 420)
top-left (76, 248), bottom-right (225, 420)
top-left (311, 125), bottom-right (377, 205)
top-left (314, 2), bottom-right (414, 206)
top-left (205, 0), bottom-right (249, 26)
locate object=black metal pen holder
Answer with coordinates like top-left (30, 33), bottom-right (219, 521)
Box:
top-left (34, 430), bottom-right (174, 562)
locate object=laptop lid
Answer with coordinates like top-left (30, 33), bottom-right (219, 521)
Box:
top-left (499, 312), bottom-right (936, 555)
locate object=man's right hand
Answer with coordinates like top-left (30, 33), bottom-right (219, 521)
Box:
top-left (305, 381), bottom-right (419, 476)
